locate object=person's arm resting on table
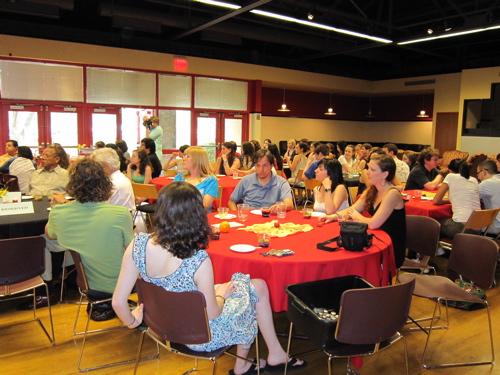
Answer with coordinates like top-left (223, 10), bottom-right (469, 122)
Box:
top-left (424, 173), bottom-right (443, 191)
top-left (433, 181), bottom-right (449, 205)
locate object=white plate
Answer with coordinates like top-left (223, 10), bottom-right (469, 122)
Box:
top-left (212, 221), bottom-right (244, 228)
top-left (420, 196), bottom-right (433, 201)
top-left (250, 209), bottom-right (262, 215)
top-left (230, 244), bottom-right (257, 253)
top-left (167, 176), bottom-right (176, 180)
top-left (216, 174), bottom-right (225, 177)
top-left (22, 195), bottom-right (33, 200)
top-left (311, 211), bottom-right (326, 217)
top-left (64, 195), bottom-right (74, 200)
top-left (214, 213), bottom-right (237, 219)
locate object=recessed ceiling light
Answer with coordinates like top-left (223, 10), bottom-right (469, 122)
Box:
top-left (307, 12), bottom-right (314, 21)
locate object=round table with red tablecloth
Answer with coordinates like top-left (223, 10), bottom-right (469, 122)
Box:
top-left (152, 175), bottom-right (240, 208)
top-left (206, 210), bottom-right (396, 312)
top-left (403, 190), bottom-right (452, 220)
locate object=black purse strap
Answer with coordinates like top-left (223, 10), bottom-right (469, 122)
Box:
top-left (316, 236), bottom-right (340, 252)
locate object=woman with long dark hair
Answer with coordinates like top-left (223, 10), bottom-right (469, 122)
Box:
top-left (239, 141), bottom-right (255, 171)
top-left (313, 159), bottom-right (349, 214)
top-left (321, 155), bottom-right (406, 268)
top-left (214, 141), bottom-right (240, 175)
top-left (433, 158), bottom-right (480, 239)
top-left (112, 182), bottom-right (305, 374)
top-left (267, 143), bottom-right (283, 172)
top-left (126, 149), bottom-right (152, 184)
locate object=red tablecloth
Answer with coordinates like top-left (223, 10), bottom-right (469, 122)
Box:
top-left (403, 190), bottom-right (452, 220)
top-left (152, 175), bottom-right (239, 208)
top-left (207, 210), bottom-right (396, 312)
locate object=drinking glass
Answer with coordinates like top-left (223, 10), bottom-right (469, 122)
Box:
top-left (257, 233), bottom-right (271, 248)
top-left (217, 206), bottom-right (229, 218)
top-left (303, 207), bottom-right (313, 219)
top-left (261, 206), bottom-right (271, 218)
top-left (277, 202), bottom-right (286, 219)
top-left (237, 203), bottom-right (249, 222)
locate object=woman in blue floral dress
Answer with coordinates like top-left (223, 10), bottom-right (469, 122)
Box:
top-left (113, 182), bottom-right (305, 375)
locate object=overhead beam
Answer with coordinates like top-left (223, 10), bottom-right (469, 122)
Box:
top-left (173, 0), bottom-right (273, 40)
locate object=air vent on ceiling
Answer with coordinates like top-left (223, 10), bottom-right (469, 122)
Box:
top-left (404, 79), bottom-right (436, 86)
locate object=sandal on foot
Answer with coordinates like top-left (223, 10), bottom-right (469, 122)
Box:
top-left (228, 359), bottom-right (266, 375)
top-left (265, 357), bottom-right (306, 372)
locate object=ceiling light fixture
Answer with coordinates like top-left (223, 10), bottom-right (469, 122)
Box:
top-left (324, 93), bottom-right (336, 115)
top-left (365, 96), bottom-right (375, 119)
top-left (398, 24), bottom-right (500, 45)
top-left (193, 0), bottom-right (393, 44)
top-left (417, 95), bottom-right (428, 118)
top-left (277, 88), bottom-right (290, 112)
top-left (307, 12), bottom-right (314, 20)
top-left (417, 109), bottom-right (428, 118)
top-left (427, 28), bottom-right (433, 35)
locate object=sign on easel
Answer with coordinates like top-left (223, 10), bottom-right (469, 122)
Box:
top-left (0, 202), bottom-right (35, 216)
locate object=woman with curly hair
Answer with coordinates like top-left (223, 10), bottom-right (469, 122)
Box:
top-left (127, 149), bottom-right (152, 184)
top-left (112, 182), bottom-right (306, 375)
top-left (46, 159), bottom-right (133, 320)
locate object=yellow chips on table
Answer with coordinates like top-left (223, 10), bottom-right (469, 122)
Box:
top-left (238, 221), bottom-right (314, 237)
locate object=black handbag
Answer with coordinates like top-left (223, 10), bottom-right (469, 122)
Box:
top-left (317, 221), bottom-right (373, 252)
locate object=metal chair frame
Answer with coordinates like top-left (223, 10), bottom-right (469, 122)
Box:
top-left (0, 236), bottom-right (55, 349)
top-left (400, 233), bottom-right (498, 370)
top-left (134, 280), bottom-right (260, 375)
top-left (131, 183), bottom-right (159, 229)
top-left (69, 250), bottom-right (158, 372)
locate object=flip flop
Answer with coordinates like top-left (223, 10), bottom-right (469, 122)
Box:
top-left (228, 359), bottom-right (266, 375)
top-left (265, 357), bottom-right (307, 372)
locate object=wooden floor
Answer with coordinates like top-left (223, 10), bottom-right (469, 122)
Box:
top-left (1, 262), bottom-right (499, 375)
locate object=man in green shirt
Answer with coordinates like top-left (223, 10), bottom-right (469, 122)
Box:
top-left (45, 159), bottom-right (133, 318)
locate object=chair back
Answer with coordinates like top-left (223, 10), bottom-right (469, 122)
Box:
top-left (0, 236), bottom-right (45, 285)
top-left (441, 150), bottom-right (469, 169)
top-left (406, 215), bottom-right (440, 257)
top-left (464, 208), bottom-right (500, 233)
top-left (293, 169), bottom-right (304, 184)
top-left (335, 279), bottom-right (415, 345)
top-left (69, 250), bottom-right (91, 294)
top-left (449, 233), bottom-right (499, 290)
top-left (136, 279), bottom-right (210, 345)
top-left (131, 183), bottom-right (159, 200)
top-left (163, 170), bottom-right (177, 177)
top-left (304, 178), bottom-right (321, 191)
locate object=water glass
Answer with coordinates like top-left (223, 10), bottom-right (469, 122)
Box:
top-left (237, 203), bottom-right (249, 222)
top-left (261, 207), bottom-right (271, 218)
top-left (303, 207), bottom-right (313, 219)
top-left (277, 202), bottom-right (286, 219)
top-left (232, 170), bottom-right (239, 179)
top-left (217, 207), bottom-right (229, 218)
top-left (257, 233), bottom-right (271, 248)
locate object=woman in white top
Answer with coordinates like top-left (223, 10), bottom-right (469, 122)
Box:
top-left (288, 141), bottom-right (309, 185)
top-left (313, 159), bottom-right (350, 214)
top-left (338, 144), bottom-right (356, 173)
top-left (282, 138), bottom-right (296, 164)
top-left (9, 146), bottom-right (35, 194)
top-left (433, 158), bottom-right (480, 239)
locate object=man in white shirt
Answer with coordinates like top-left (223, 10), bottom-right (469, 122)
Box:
top-left (477, 159), bottom-right (500, 235)
top-left (383, 143), bottom-right (409, 184)
top-left (29, 145), bottom-right (69, 197)
top-left (92, 147), bottom-right (135, 211)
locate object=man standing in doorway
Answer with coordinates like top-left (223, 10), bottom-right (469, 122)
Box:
top-left (147, 116), bottom-right (163, 160)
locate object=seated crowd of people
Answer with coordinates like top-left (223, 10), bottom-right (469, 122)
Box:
top-left (1, 135), bottom-right (498, 375)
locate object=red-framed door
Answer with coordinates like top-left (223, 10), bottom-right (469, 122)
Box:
top-left (45, 104), bottom-right (83, 157)
top-left (194, 111), bottom-right (248, 162)
top-left (1, 103), bottom-right (45, 155)
top-left (88, 106), bottom-right (121, 147)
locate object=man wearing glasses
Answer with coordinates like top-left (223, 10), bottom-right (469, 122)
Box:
top-left (404, 149), bottom-right (443, 190)
top-left (477, 159), bottom-right (500, 236)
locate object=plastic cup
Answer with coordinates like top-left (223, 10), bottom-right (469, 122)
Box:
top-left (277, 202), bottom-right (286, 219)
top-left (237, 203), bottom-right (249, 222)
top-left (303, 207), bottom-right (313, 219)
top-left (210, 225), bottom-right (220, 240)
top-left (217, 207), bottom-right (229, 218)
top-left (261, 207), bottom-right (271, 218)
top-left (257, 233), bottom-right (271, 248)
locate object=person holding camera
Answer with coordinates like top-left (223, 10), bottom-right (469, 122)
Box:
top-left (145, 116), bottom-right (163, 159)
